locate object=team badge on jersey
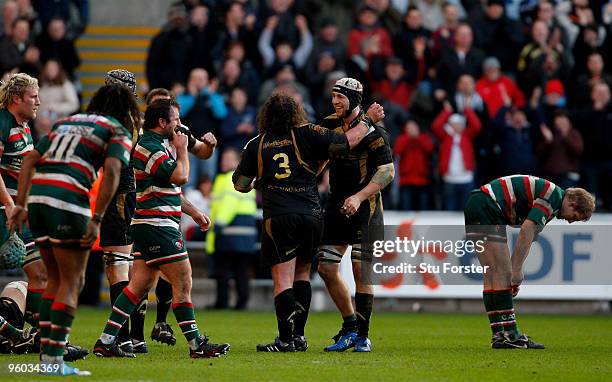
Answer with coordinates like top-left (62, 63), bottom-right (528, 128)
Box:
top-left (174, 240), bottom-right (184, 250)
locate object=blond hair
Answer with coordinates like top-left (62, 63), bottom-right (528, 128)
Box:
top-left (566, 188), bottom-right (596, 220)
top-left (0, 73), bottom-right (39, 108)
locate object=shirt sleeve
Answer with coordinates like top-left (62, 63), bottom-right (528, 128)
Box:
top-left (148, 149), bottom-right (177, 181)
top-left (34, 134), bottom-right (52, 156)
top-left (106, 127), bottom-right (132, 167)
top-left (235, 138), bottom-right (258, 180)
top-left (368, 129), bottom-right (393, 167)
top-left (300, 124), bottom-right (348, 160)
top-left (527, 182), bottom-right (564, 226)
top-left (133, 142), bottom-right (177, 182)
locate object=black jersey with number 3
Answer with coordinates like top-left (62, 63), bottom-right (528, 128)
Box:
top-left (236, 123), bottom-right (347, 218)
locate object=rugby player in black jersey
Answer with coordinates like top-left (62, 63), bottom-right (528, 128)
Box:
top-left (233, 93), bottom-right (384, 352)
top-left (317, 78), bottom-right (394, 353)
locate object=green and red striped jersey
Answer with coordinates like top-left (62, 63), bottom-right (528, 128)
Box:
top-left (0, 108), bottom-right (34, 208)
top-left (480, 175), bottom-right (565, 226)
top-left (131, 130), bottom-right (181, 230)
top-left (29, 113), bottom-right (132, 217)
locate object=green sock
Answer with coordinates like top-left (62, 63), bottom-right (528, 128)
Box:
top-left (25, 288), bottom-right (43, 327)
top-left (47, 302), bottom-right (76, 357)
top-left (483, 290), bottom-right (503, 335)
top-left (39, 294), bottom-right (54, 354)
top-left (493, 289), bottom-right (519, 340)
top-left (101, 287), bottom-right (139, 344)
top-left (172, 302), bottom-right (201, 348)
top-left (0, 315), bottom-right (22, 340)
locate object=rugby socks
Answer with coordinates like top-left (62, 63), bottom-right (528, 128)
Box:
top-left (39, 294), bottom-right (54, 354)
top-left (130, 298), bottom-right (147, 341)
top-left (25, 288), bottom-right (43, 327)
top-left (101, 287), bottom-right (140, 345)
top-left (0, 315), bottom-right (21, 340)
top-left (109, 281), bottom-right (130, 340)
top-left (274, 288), bottom-right (296, 343)
top-left (155, 278), bottom-right (173, 323)
top-left (172, 302), bottom-right (201, 350)
top-left (483, 289), bottom-right (519, 340)
top-left (355, 293), bottom-right (373, 337)
top-left (47, 302), bottom-right (76, 358)
top-left (292, 281), bottom-right (311, 336)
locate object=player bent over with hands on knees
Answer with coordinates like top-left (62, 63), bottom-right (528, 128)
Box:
top-left (233, 92), bottom-right (384, 352)
top-left (93, 99), bottom-right (229, 359)
top-left (316, 78), bottom-right (394, 353)
top-left (464, 175), bottom-right (595, 349)
top-left (9, 84), bottom-right (136, 375)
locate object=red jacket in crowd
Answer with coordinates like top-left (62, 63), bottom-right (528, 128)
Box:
top-left (475, 75), bottom-right (525, 118)
top-left (347, 27), bottom-right (394, 62)
top-left (372, 80), bottom-right (415, 109)
top-left (393, 132), bottom-right (434, 186)
top-left (432, 108), bottom-right (482, 176)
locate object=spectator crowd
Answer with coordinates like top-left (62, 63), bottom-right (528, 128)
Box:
top-left (3, 0), bottom-right (612, 212)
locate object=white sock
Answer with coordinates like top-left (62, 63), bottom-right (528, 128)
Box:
top-left (100, 333), bottom-right (115, 345)
top-left (41, 354), bottom-right (63, 364)
top-left (188, 338), bottom-right (199, 350)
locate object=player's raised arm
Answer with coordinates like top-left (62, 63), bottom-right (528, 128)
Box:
top-left (169, 130), bottom-right (190, 186)
top-left (344, 120), bottom-right (372, 150)
top-left (188, 131), bottom-right (217, 159)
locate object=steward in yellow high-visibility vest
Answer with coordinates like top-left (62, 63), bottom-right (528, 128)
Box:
top-left (206, 170), bottom-right (257, 254)
top-left (206, 148), bottom-right (257, 309)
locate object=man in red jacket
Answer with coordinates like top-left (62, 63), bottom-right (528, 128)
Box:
top-left (372, 57), bottom-right (416, 110)
top-left (476, 57), bottom-right (525, 118)
top-left (432, 101), bottom-right (481, 210)
top-left (347, 5), bottom-right (393, 76)
top-left (393, 119), bottom-right (434, 210)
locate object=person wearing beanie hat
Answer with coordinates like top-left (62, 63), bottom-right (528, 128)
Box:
top-left (331, 77), bottom-right (363, 118)
top-left (476, 57), bottom-right (525, 117)
top-left (105, 69), bottom-right (138, 96)
top-left (317, 77), bottom-right (395, 353)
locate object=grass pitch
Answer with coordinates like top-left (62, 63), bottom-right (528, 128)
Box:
top-left (2, 308), bottom-right (610, 381)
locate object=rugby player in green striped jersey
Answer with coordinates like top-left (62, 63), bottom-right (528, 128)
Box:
top-left (465, 175), bottom-right (595, 349)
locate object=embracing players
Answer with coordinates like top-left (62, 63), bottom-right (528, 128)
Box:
top-left (233, 92), bottom-right (384, 351)
top-left (464, 175), bottom-right (595, 349)
top-left (317, 78), bottom-right (394, 353)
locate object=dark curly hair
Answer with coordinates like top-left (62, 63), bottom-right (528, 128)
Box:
top-left (257, 93), bottom-right (307, 134)
top-left (86, 84), bottom-right (142, 136)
